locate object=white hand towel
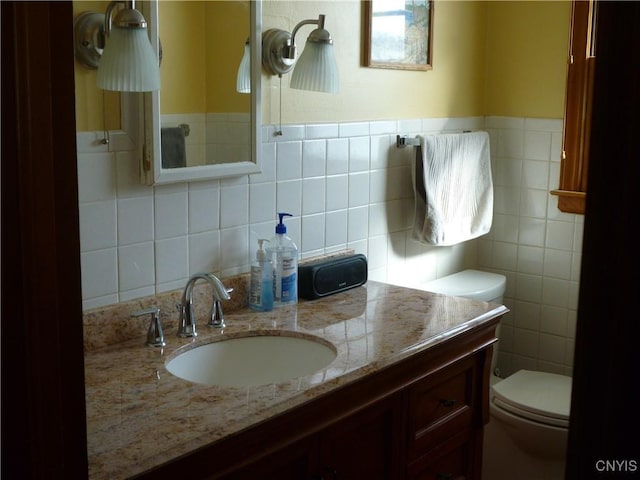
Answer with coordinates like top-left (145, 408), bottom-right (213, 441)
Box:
top-left (161, 126), bottom-right (187, 169)
top-left (412, 131), bottom-right (493, 246)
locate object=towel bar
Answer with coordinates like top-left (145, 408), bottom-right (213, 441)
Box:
top-left (396, 135), bottom-right (420, 148)
top-left (178, 123), bottom-right (190, 137)
top-left (396, 131), bottom-right (473, 148)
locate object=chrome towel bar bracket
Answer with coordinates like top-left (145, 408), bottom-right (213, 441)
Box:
top-left (396, 131), bottom-right (473, 148)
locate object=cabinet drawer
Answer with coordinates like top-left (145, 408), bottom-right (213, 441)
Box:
top-left (408, 433), bottom-right (471, 480)
top-left (407, 357), bottom-right (476, 459)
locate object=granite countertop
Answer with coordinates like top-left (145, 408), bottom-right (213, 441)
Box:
top-left (84, 280), bottom-right (507, 479)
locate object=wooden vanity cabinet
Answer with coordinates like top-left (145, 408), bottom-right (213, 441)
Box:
top-left (225, 435), bottom-right (318, 479)
top-left (230, 394), bottom-right (404, 480)
top-left (317, 394), bottom-right (404, 479)
top-left (134, 320), bottom-right (498, 480)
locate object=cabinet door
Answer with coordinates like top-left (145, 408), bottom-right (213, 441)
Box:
top-left (224, 436), bottom-right (318, 480)
top-left (317, 394), bottom-right (404, 480)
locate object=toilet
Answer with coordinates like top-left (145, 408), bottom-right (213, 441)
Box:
top-left (422, 269), bottom-right (572, 480)
top-left (422, 269), bottom-right (507, 373)
top-left (484, 369), bottom-right (571, 480)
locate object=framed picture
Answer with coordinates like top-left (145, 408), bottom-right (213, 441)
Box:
top-left (363, 0), bottom-right (433, 70)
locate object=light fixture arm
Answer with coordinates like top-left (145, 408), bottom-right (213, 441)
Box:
top-left (106, 1), bottom-right (149, 35)
top-left (284, 15), bottom-right (326, 60)
top-left (103, 1), bottom-right (120, 37)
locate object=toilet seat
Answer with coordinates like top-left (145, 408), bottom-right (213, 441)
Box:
top-left (491, 370), bottom-right (572, 428)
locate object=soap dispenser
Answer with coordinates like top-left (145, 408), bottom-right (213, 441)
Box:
top-left (249, 238), bottom-right (274, 311)
top-left (266, 213), bottom-right (298, 306)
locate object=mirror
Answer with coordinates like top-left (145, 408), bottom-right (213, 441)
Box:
top-left (140, 0), bottom-right (261, 185)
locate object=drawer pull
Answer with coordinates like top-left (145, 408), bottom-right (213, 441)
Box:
top-left (440, 398), bottom-right (456, 407)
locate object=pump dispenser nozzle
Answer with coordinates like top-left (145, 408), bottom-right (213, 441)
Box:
top-left (256, 238), bottom-right (269, 262)
top-left (276, 212), bottom-right (292, 234)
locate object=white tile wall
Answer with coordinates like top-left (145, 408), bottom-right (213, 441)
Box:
top-left (161, 112), bottom-right (250, 167)
top-left (480, 116), bottom-right (582, 378)
top-left (77, 115), bottom-right (581, 378)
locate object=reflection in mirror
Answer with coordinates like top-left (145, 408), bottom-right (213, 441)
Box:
top-left (159, 1), bottom-right (250, 168)
top-left (141, 0), bottom-right (261, 184)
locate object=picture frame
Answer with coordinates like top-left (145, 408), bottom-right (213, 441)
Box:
top-left (363, 0), bottom-right (433, 70)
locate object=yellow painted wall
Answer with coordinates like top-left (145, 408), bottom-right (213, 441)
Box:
top-left (204, 1), bottom-right (251, 113)
top-left (73, 0), bottom-right (570, 131)
top-left (158, 1), bottom-right (250, 114)
top-left (262, 0), bottom-right (488, 124)
top-left (484, 1), bottom-right (571, 118)
top-left (158, 1), bottom-right (208, 114)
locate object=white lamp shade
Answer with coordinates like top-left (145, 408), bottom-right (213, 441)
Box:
top-left (97, 25), bottom-right (160, 92)
top-left (290, 41), bottom-right (339, 93)
top-left (236, 42), bottom-right (251, 94)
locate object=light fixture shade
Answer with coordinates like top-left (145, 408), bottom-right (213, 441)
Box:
top-left (236, 41), bottom-right (251, 94)
top-left (290, 40), bottom-right (339, 93)
top-left (97, 25), bottom-right (160, 92)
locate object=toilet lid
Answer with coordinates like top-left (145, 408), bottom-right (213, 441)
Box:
top-left (422, 269), bottom-right (506, 301)
top-left (491, 370), bottom-right (572, 428)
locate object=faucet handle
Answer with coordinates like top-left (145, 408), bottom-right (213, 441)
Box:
top-left (208, 288), bottom-right (233, 328)
top-left (131, 307), bottom-right (166, 348)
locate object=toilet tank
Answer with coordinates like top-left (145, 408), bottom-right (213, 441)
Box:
top-left (422, 269), bottom-right (506, 303)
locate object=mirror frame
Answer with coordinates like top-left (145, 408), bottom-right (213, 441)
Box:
top-left (140, 0), bottom-right (262, 185)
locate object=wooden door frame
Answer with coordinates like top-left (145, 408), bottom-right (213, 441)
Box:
top-left (1, 2), bottom-right (88, 478)
top-left (566, 2), bottom-right (640, 478)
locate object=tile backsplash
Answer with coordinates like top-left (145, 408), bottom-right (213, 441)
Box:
top-left (77, 115), bottom-right (581, 377)
top-left (480, 117), bottom-right (581, 378)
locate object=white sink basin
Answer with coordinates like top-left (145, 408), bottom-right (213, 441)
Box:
top-left (165, 333), bottom-right (337, 387)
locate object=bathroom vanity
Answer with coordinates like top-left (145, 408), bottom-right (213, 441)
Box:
top-left (83, 280), bottom-right (506, 479)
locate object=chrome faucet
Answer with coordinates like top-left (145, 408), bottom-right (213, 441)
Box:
top-left (177, 273), bottom-right (231, 337)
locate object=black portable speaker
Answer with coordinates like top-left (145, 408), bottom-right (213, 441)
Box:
top-left (298, 254), bottom-right (368, 300)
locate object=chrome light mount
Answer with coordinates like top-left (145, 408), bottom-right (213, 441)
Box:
top-left (74, 11), bottom-right (106, 68)
top-left (74, 1), bottom-right (151, 70)
top-left (262, 28), bottom-right (296, 76)
top-left (261, 15), bottom-right (330, 77)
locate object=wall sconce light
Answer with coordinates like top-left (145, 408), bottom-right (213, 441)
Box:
top-left (236, 38), bottom-right (251, 94)
top-left (262, 14), bottom-right (339, 94)
top-left (74, 0), bottom-right (160, 92)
